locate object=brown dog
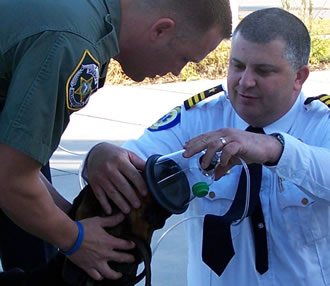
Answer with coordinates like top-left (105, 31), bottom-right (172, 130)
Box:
top-left (0, 184), bottom-right (171, 286)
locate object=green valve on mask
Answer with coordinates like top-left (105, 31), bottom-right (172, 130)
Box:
top-left (192, 182), bottom-right (209, 198)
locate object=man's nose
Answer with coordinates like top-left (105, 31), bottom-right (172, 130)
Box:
top-left (172, 63), bottom-right (187, 77)
top-left (239, 69), bottom-right (256, 88)
top-left (172, 68), bottom-right (182, 76)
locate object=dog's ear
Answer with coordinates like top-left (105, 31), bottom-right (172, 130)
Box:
top-left (68, 185), bottom-right (105, 219)
top-left (60, 185), bottom-right (95, 286)
top-left (61, 183), bottom-right (172, 286)
top-left (61, 185), bottom-right (133, 286)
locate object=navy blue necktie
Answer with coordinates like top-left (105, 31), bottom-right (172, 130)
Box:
top-left (202, 126), bottom-right (268, 276)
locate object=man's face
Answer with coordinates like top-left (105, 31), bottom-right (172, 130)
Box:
top-left (227, 32), bottom-right (302, 127)
top-left (116, 26), bottom-right (223, 82)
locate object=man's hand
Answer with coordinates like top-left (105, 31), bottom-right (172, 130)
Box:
top-left (86, 143), bottom-right (148, 214)
top-left (67, 214), bottom-right (136, 281)
top-left (183, 128), bottom-right (284, 180)
top-left (0, 143), bottom-right (136, 281)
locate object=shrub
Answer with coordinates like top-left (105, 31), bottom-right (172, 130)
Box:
top-left (309, 19), bottom-right (330, 68)
top-left (106, 20), bottom-right (329, 86)
top-left (310, 36), bottom-right (330, 66)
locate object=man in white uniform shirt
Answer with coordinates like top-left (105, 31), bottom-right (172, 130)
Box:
top-left (82, 8), bottom-right (330, 286)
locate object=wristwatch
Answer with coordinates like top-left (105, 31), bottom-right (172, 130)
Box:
top-left (270, 133), bottom-right (285, 146)
top-left (264, 133), bottom-right (285, 166)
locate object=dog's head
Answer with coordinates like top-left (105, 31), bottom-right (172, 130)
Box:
top-left (61, 184), bottom-right (171, 286)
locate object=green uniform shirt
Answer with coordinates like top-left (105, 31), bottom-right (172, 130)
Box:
top-left (0, 0), bottom-right (121, 165)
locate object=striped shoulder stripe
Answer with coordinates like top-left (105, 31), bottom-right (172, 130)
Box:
top-left (304, 94), bottom-right (330, 108)
top-left (184, 84), bottom-right (224, 110)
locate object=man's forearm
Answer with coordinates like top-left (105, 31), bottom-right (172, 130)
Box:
top-left (0, 143), bottom-right (77, 251)
top-left (40, 172), bottom-right (72, 214)
top-left (0, 171), bottom-right (77, 251)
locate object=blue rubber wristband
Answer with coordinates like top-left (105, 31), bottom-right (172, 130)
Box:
top-left (60, 221), bottom-right (84, 256)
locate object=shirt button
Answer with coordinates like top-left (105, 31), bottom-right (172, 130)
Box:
top-left (258, 222), bottom-right (264, 229)
top-left (209, 191), bottom-right (215, 198)
top-left (301, 198), bottom-right (309, 205)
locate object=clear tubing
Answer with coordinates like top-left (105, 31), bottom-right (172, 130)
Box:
top-left (152, 216), bottom-right (204, 255)
top-left (232, 157), bottom-right (250, 226)
top-left (152, 156), bottom-right (250, 254)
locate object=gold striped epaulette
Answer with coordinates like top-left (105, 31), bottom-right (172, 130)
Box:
top-left (304, 94), bottom-right (330, 108)
top-left (184, 84), bottom-right (224, 110)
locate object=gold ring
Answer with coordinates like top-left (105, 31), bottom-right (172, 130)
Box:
top-left (219, 137), bottom-right (227, 145)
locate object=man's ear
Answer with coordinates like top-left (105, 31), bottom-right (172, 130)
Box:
top-left (150, 18), bottom-right (175, 41)
top-left (294, 65), bottom-right (309, 91)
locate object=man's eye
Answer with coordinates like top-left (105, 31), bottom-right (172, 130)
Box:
top-left (256, 69), bottom-right (272, 76)
top-left (232, 63), bottom-right (244, 70)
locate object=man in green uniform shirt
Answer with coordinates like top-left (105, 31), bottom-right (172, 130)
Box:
top-left (0, 0), bottom-right (232, 281)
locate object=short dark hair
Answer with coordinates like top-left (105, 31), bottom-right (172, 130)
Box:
top-left (233, 8), bottom-right (311, 70)
top-left (141, 0), bottom-right (232, 39)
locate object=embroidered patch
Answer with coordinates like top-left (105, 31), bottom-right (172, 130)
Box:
top-left (148, 106), bottom-right (181, 132)
top-left (66, 50), bottom-right (100, 111)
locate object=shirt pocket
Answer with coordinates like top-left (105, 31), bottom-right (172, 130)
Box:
top-left (278, 181), bottom-right (329, 245)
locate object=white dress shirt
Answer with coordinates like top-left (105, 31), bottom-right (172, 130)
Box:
top-left (122, 88), bottom-right (330, 286)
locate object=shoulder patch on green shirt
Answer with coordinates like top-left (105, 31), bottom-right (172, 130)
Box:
top-left (304, 94), bottom-right (330, 108)
top-left (148, 106), bottom-right (181, 132)
top-left (184, 84), bottom-right (224, 110)
top-left (66, 49), bottom-right (100, 111)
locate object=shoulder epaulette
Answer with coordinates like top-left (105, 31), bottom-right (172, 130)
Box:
top-left (304, 94), bottom-right (330, 108)
top-left (184, 84), bottom-right (224, 110)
